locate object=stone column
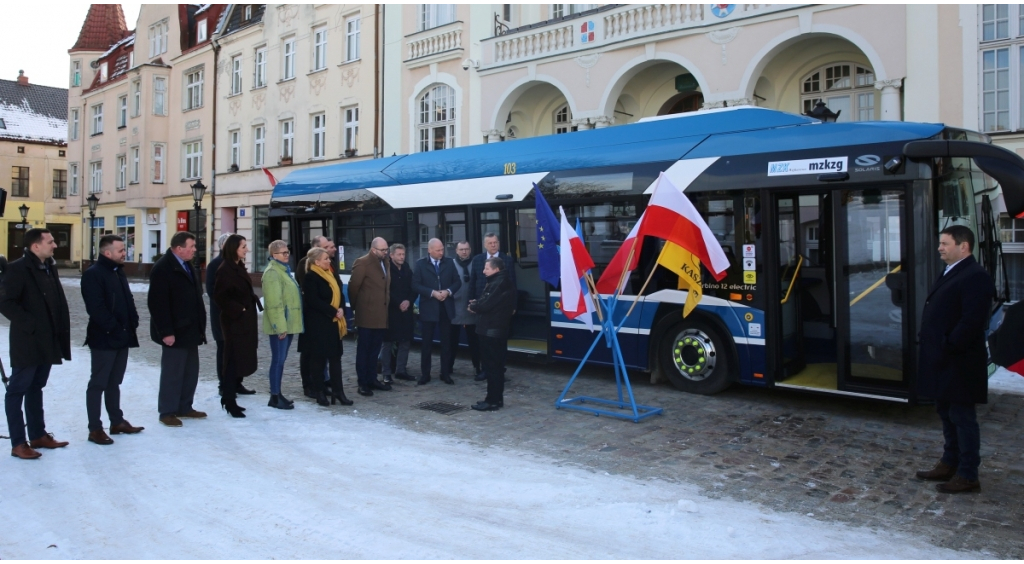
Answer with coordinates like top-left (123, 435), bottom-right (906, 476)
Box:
top-left (874, 78), bottom-right (903, 121)
top-left (726, 98), bottom-right (754, 107)
top-left (484, 129), bottom-right (502, 143)
top-left (571, 118), bottom-right (593, 131)
top-left (592, 116), bottom-right (614, 129)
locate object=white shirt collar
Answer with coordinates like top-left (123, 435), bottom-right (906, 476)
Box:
top-left (943, 257), bottom-right (966, 275)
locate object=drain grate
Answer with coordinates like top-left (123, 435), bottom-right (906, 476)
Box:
top-left (414, 401), bottom-right (468, 415)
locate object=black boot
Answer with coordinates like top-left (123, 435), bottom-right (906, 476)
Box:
top-left (221, 397), bottom-right (246, 418)
top-left (330, 370), bottom-right (354, 406)
top-left (268, 394), bottom-right (295, 410)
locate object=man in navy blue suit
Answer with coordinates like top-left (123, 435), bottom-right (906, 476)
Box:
top-left (915, 225), bottom-right (994, 494)
top-left (412, 238), bottom-right (462, 385)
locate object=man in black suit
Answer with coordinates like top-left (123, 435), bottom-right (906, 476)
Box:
top-left (468, 232), bottom-right (516, 381)
top-left (412, 238), bottom-right (461, 385)
top-left (915, 225), bottom-right (994, 494)
top-left (148, 231), bottom-right (208, 427)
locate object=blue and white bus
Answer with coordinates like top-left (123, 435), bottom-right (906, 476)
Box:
top-left (269, 107), bottom-right (1022, 403)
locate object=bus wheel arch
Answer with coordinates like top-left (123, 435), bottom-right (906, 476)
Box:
top-left (654, 312), bottom-right (737, 395)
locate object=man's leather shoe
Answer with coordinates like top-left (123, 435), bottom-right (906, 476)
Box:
top-left (109, 420), bottom-right (144, 434)
top-left (357, 386), bottom-right (373, 397)
top-left (371, 379), bottom-right (392, 391)
top-left (383, 375), bottom-right (394, 385)
top-left (474, 373), bottom-right (487, 382)
top-left (29, 433), bottom-right (69, 449)
top-left (237, 384), bottom-right (257, 395)
top-left (160, 415), bottom-right (183, 427)
top-left (440, 374), bottom-right (454, 385)
top-left (88, 430), bottom-right (114, 445)
top-left (395, 373), bottom-right (416, 381)
top-left (417, 376), bottom-right (431, 386)
top-left (177, 410), bottom-right (207, 419)
top-left (471, 401), bottom-right (500, 411)
top-left (936, 475), bottom-right (981, 493)
top-left (915, 461), bottom-right (956, 482)
top-left (10, 443), bottom-right (41, 459)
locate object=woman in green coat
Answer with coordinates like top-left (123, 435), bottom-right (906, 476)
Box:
top-left (262, 239), bottom-right (304, 409)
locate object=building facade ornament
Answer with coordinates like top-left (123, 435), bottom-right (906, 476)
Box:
top-left (575, 53), bottom-right (601, 88)
top-left (279, 83), bottom-right (295, 103)
top-left (309, 74), bottom-right (327, 96)
top-left (252, 91), bottom-right (265, 110)
top-left (571, 117), bottom-right (593, 130)
top-left (592, 115), bottom-right (614, 128)
top-left (707, 28), bottom-right (739, 66)
top-left (341, 67), bottom-right (360, 88)
top-left (485, 129), bottom-right (502, 143)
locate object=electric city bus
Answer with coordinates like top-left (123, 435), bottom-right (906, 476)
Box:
top-left (267, 107), bottom-right (1022, 403)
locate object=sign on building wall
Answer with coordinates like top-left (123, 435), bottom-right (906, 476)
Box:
top-left (177, 211), bottom-right (189, 232)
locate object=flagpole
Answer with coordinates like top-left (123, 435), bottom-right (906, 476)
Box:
top-left (583, 273), bottom-right (604, 323)
top-left (622, 243), bottom-right (666, 320)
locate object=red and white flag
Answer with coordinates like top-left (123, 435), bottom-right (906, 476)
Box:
top-left (595, 219), bottom-right (643, 294)
top-left (262, 167), bottom-right (278, 188)
top-left (559, 206), bottom-right (596, 331)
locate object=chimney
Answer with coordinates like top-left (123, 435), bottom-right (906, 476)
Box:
top-left (17, 70), bottom-right (28, 86)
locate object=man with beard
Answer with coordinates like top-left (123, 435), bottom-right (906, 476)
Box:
top-left (448, 241), bottom-right (479, 377)
top-left (381, 243), bottom-right (415, 383)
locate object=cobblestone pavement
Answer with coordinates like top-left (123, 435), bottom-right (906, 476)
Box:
top-left (20, 275), bottom-right (1024, 557)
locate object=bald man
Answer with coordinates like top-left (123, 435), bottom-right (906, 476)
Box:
top-left (348, 237), bottom-right (392, 396)
top-left (411, 238), bottom-right (462, 385)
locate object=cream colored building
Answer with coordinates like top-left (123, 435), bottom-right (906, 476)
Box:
top-left (213, 4), bottom-right (382, 272)
top-left (67, 4), bottom-right (223, 272)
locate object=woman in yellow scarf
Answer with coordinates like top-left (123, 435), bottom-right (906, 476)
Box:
top-left (300, 247), bottom-right (353, 406)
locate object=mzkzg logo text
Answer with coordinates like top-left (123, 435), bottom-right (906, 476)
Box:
top-left (767, 156), bottom-right (848, 176)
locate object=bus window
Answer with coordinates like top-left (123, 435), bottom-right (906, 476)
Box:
top-left (337, 214), bottom-right (403, 272)
top-left (561, 201), bottom-right (639, 283)
top-left (936, 167), bottom-right (978, 233)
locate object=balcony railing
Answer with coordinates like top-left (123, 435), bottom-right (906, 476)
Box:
top-left (406, 24), bottom-right (463, 62)
top-left (483, 4), bottom-right (793, 68)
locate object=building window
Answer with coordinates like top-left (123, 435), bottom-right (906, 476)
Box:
top-left (418, 4), bottom-right (456, 31)
top-left (800, 63), bottom-right (876, 122)
top-left (313, 26), bottom-right (327, 71)
top-left (118, 95), bottom-right (128, 127)
top-left (72, 60), bottom-right (81, 87)
top-left (1001, 216), bottom-right (1024, 242)
top-left (153, 144), bottom-right (165, 183)
top-left (230, 56), bottom-right (242, 94)
top-left (554, 105), bottom-right (573, 134)
top-left (281, 119), bottom-right (294, 159)
top-left (91, 103), bottom-right (103, 135)
top-left (116, 155), bottom-right (127, 190)
top-left (70, 108), bottom-right (79, 140)
top-left (344, 107), bottom-right (358, 152)
top-left (254, 47), bottom-right (267, 88)
top-left (90, 161), bottom-right (103, 193)
top-left (552, 4), bottom-right (596, 19)
top-left (132, 80), bottom-right (142, 116)
top-left (346, 17), bottom-right (361, 62)
top-left (99, 62), bottom-right (108, 83)
top-left (184, 141), bottom-right (202, 180)
top-left (311, 113), bottom-right (326, 159)
top-left (230, 130), bottom-right (240, 168)
top-left (244, 5), bottom-right (252, 20)
top-left (982, 48), bottom-right (1010, 132)
top-left (11, 166), bottom-right (29, 197)
top-left (130, 146), bottom-right (140, 183)
top-left (185, 69), bottom-right (204, 110)
top-left (252, 205), bottom-right (270, 272)
top-left (282, 38), bottom-right (295, 80)
top-left (154, 77), bottom-right (167, 115)
top-left (149, 20), bottom-right (168, 58)
top-left (52, 169), bottom-right (67, 199)
top-left (115, 216), bottom-right (137, 262)
top-left (982, 4), bottom-right (1010, 41)
top-left (90, 217), bottom-right (105, 256)
top-left (254, 125), bottom-right (265, 166)
top-left (197, 19), bottom-right (207, 42)
top-left (418, 84), bottom-right (456, 152)
top-left (69, 163), bottom-right (79, 196)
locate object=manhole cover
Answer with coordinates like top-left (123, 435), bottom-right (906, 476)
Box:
top-left (414, 401), bottom-right (468, 415)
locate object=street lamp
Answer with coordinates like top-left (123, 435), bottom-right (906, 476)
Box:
top-left (86, 193), bottom-right (99, 262)
top-left (805, 101), bottom-right (841, 123)
top-left (190, 179), bottom-right (207, 268)
top-left (18, 204), bottom-right (29, 251)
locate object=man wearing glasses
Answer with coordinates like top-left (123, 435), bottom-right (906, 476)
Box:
top-left (348, 237), bottom-right (392, 396)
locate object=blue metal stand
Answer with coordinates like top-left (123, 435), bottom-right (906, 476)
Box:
top-left (554, 296), bottom-right (664, 423)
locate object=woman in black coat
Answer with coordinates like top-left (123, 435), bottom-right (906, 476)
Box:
top-left (301, 247), bottom-right (353, 406)
top-left (213, 235), bottom-right (260, 418)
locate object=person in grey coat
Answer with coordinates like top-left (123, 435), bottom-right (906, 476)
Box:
top-left (448, 241), bottom-right (479, 377)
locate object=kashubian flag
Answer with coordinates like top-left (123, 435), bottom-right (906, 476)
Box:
top-left (657, 241), bottom-right (703, 318)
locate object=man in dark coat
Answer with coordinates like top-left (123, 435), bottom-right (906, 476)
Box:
top-left (412, 238), bottom-right (462, 385)
top-left (148, 231), bottom-right (208, 427)
top-left (81, 235), bottom-right (144, 445)
top-left (0, 228), bottom-right (72, 459)
top-left (468, 233), bottom-right (516, 381)
top-left (915, 225), bottom-right (995, 494)
top-left (469, 257), bottom-right (517, 411)
top-left (449, 241), bottom-right (479, 378)
top-left (348, 237), bottom-right (391, 396)
top-left (206, 233), bottom-right (255, 396)
top-left (381, 243), bottom-right (415, 383)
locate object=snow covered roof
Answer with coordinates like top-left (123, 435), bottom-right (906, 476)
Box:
top-left (195, 4), bottom-right (212, 16)
top-left (99, 32), bottom-right (136, 60)
top-left (0, 79), bottom-right (67, 145)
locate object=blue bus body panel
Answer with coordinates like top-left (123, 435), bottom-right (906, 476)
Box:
top-left (272, 155), bottom-right (405, 200)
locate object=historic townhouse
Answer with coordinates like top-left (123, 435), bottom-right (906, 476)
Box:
top-left (213, 4), bottom-right (381, 272)
top-left (68, 4), bottom-right (225, 272)
top-left (0, 72), bottom-right (71, 263)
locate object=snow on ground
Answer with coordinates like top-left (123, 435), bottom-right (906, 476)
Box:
top-left (990, 366), bottom-right (1024, 395)
top-left (0, 329), bottom-right (978, 559)
top-left (59, 276), bottom-right (150, 294)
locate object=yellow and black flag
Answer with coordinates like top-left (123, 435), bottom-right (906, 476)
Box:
top-left (657, 241), bottom-right (703, 317)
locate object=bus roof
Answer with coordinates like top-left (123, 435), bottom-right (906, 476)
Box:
top-left (271, 107), bottom-right (947, 203)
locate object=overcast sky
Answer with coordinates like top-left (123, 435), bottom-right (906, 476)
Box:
top-left (2, 3), bottom-right (142, 89)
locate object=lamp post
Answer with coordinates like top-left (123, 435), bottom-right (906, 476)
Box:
top-left (18, 204), bottom-right (29, 252)
top-left (804, 101), bottom-right (841, 123)
top-left (190, 179), bottom-right (207, 269)
top-left (86, 193), bottom-right (99, 262)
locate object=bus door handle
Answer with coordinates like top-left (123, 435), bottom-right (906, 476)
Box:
top-left (884, 269), bottom-right (907, 307)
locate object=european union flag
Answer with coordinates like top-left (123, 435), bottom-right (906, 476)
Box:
top-left (534, 184), bottom-right (560, 286)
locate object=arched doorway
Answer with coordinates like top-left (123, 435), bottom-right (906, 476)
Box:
top-left (501, 82), bottom-right (573, 140)
top-left (612, 61), bottom-right (704, 124)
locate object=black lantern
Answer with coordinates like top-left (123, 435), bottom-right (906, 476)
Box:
top-left (805, 101), bottom-right (841, 123)
top-left (18, 203), bottom-right (29, 250)
top-left (190, 179), bottom-right (207, 205)
top-left (190, 179), bottom-right (206, 269)
top-left (86, 193), bottom-right (99, 262)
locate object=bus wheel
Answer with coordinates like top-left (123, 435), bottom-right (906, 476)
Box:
top-left (659, 319), bottom-right (732, 395)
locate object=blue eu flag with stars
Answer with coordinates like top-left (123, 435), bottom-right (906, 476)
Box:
top-left (534, 184), bottom-right (560, 286)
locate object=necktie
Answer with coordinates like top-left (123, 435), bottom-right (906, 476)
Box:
top-left (184, 261), bottom-right (194, 281)
top-left (434, 260), bottom-right (439, 276)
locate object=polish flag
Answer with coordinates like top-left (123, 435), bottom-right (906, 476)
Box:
top-left (595, 219), bottom-right (643, 294)
top-left (559, 207), bottom-right (596, 330)
top-left (262, 167), bottom-right (278, 188)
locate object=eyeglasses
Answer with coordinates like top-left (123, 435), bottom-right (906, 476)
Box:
top-left (372, 247), bottom-right (388, 252)
top-left (273, 251), bottom-right (290, 256)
